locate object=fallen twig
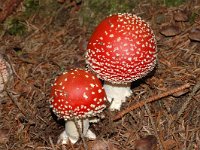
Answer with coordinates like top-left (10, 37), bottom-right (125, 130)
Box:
top-left (6, 89), bottom-right (27, 117)
top-left (73, 118), bottom-right (88, 150)
top-left (175, 81), bottom-right (200, 121)
top-left (144, 104), bottom-right (164, 150)
top-left (5, 81), bottom-right (35, 124)
top-left (49, 136), bottom-right (56, 150)
top-left (113, 83), bottom-right (191, 121)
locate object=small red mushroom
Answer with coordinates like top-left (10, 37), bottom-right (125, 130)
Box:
top-left (86, 13), bottom-right (157, 110)
top-left (50, 69), bottom-right (107, 144)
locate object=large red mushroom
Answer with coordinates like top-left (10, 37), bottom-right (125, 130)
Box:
top-left (50, 69), bottom-right (107, 144)
top-left (86, 13), bottom-right (157, 110)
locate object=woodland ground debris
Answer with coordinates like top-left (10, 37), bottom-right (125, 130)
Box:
top-left (0, 0), bottom-right (200, 149)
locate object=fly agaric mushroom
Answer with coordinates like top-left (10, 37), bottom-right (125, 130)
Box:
top-left (86, 13), bottom-right (157, 110)
top-left (0, 55), bottom-right (12, 95)
top-left (50, 69), bottom-right (107, 144)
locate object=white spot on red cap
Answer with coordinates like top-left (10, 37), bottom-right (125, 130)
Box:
top-left (109, 34), bottom-right (114, 38)
top-left (90, 84), bottom-right (95, 87)
top-left (83, 92), bottom-right (88, 99)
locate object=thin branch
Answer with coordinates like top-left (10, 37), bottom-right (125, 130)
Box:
top-left (6, 89), bottom-right (27, 117)
top-left (73, 118), bottom-right (88, 150)
top-left (144, 104), bottom-right (165, 150)
top-left (6, 55), bottom-right (45, 96)
top-left (175, 81), bottom-right (200, 121)
top-left (49, 136), bottom-right (56, 150)
top-left (113, 83), bottom-right (191, 121)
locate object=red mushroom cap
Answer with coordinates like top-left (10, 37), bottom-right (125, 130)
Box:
top-left (50, 69), bottom-right (107, 120)
top-left (86, 13), bottom-right (157, 84)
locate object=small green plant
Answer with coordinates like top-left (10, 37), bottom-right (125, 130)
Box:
top-left (6, 18), bottom-right (27, 36)
top-left (189, 12), bottom-right (198, 24)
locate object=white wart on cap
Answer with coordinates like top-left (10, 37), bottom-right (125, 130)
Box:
top-left (86, 13), bottom-right (157, 84)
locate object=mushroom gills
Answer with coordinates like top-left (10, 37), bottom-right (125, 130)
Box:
top-left (57, 118), bottom-right (96, 144)
top-left (103, 81), bottom-right (132, 110)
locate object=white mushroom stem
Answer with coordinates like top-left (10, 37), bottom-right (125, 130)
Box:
top-left (58, 118), bottom-right (96, 144)
top-left (103, 81), bottom-right (132, 111)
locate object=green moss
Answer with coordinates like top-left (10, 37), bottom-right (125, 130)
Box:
top-left (164, 0), bottom-right (186, 7)
top-left (79, 0), bottom-right (138, 33)
top-left (22, 0), bottom-right (60, 19)
top-left (5, 18), bottom-right (27, 36)
top-left (38, 0), bottom-right (60, 16)
top-left (23, 0), bottom-right (40, 17)
top-left (2, 0), bottom-right (39, 36)
top-left (24, 0), bottom-right (39, 10)
top-left (2, 0), bottom-right (63, 36)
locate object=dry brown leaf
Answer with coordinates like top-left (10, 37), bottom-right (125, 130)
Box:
top-left (14, 81), bottom-right (32, 94)
top-left (163, 139), bottom-right (176, 150)
top-left (160, 25), bottom-right (181, 37)
top-left (88, 140), bottom-right (118, 150)
top-left (189, 28), bottom-right (200, 42)
top-left (134, 135), bottom-right (157, 150)
top-left (156, 14), bottom-right (167, 25)
top-left (0, 129), bottom-right (9, 144)
top-left (174, 10), bottom-right (189, 22)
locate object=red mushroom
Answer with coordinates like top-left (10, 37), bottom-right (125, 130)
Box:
top-left (50, 69), bottom-right (107, 144)
top-left (86, 13), bottom-right (157, 110)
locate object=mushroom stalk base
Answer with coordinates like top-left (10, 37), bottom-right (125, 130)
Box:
top-left (103, 81), bottom-right (132, 110)
top-left (58, 118), bottom-right (96, 144)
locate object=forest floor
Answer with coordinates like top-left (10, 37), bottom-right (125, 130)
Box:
top-left (0, 0), bottom-right (200, 150)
